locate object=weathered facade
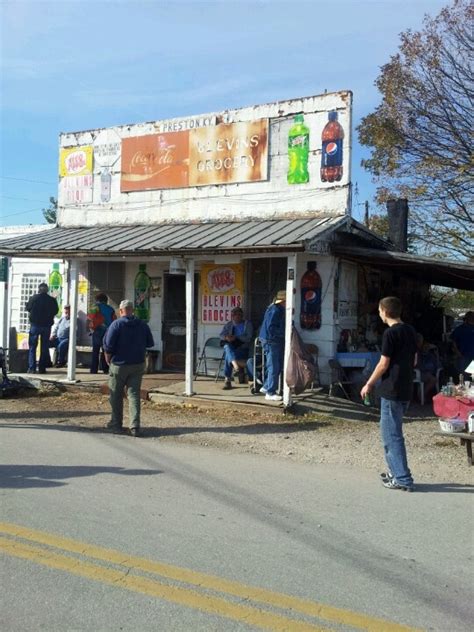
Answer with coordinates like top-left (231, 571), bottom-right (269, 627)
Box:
top-left (1, 90), bottom-right (472, 406)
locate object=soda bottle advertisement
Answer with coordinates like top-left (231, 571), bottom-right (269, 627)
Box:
top-left (49, 263), bottom-right (62, 316)
top-left (320, 111), bottom-right (344, 183)
top-left (134, 263), bottom-right (151, 322)
top-left (287, 114), bottom-right (309, 184)
top-left (100, 167), bottom-right (111, 203)
top-left (300, 261), bottom-right (322, 330)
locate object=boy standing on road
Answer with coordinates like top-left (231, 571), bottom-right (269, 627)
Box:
top-left (361, 296), bottom-right (417, 492)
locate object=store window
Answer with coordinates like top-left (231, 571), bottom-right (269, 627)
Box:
top-left (19, 273), bottom-right (47, 332)
top-left (88, 262), bottom-right (124, 309)
top-left (247, 258), bottom-right (287, 330)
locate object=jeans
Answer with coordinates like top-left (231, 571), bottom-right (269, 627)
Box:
top-left (28, 324), bottom-right (51, 371)
top-left (380, 397), bottom-right (413, 486)
top-left (262, 340), bottom-right (283, 395)
top-left (91, 328), bottom-right (107, 373)
top-left (108, 362), bottom-right (145, 429)
top-left (50, 337), bottom-right (69, 365)
top-left (223, 344), bottom-right (248, 378)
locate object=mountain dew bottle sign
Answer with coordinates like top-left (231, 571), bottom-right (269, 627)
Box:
top-left (287, 114), bottom-right (310, 184)
top-left (49, 263), bottom-right (62, 316)
top-left (134, 263), bottom-right (151, 321)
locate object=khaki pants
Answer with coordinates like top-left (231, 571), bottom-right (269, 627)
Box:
top-left (108, 362), bottom-right (145, 429)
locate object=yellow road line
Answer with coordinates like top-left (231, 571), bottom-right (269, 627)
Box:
top-left (0, 536), bottom-right (326, 632)
top-left (0, 522), bottom-right (419, 632)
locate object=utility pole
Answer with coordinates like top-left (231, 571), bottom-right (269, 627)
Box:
top-left (364, 200), bottom-right (369, 227)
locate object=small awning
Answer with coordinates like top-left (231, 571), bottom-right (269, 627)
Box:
top-left (0, 215), bottom-right (349, 259)
top-left (334, 245), bottom-right (474, 291)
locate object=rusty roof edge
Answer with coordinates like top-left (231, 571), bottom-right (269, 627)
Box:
top-left (0, 243), bottom-right (307, 259)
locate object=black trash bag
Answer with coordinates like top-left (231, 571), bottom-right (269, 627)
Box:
top-left (285, 326), bottom-right (316, 395)
top-left (0, 347), bottom-right (21, 397)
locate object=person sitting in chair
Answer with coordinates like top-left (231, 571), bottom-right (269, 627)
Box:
top-left (220, 307), bottom-right (253, 390)
top-left (49, 305), bottom-right (71, 367)
top-left (415, 333), bottom-right (441, 401)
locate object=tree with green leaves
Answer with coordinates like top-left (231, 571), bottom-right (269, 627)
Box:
top-left (358, 0), bottom-right (473, 259)
top-left (42, 197), bottom-right (57, 224)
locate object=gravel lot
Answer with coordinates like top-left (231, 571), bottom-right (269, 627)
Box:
top-left (2, 387), bottom-right (473, 486)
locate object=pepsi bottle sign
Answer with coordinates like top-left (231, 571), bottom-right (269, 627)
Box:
top-left (322, 139), bottom-right (343, 167)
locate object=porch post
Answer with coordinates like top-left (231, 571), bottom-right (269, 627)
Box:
top-left (0, 257), bottom-right (11, 350)
top-left (66, 258), bottom-right (78, 382)
top-left (283, 253), bottom-right (297, 408)
top-left (184, 258), bottom-right (195, 396)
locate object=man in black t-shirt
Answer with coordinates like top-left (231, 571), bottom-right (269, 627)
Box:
top-left (361, 296), bottom-right (417, 492)
top-left (26, 283), bottom-right (59, 374)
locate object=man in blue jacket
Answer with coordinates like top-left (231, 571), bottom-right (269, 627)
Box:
top-left (103, 300), bottom-right (154, 437)
top-left (259, 290), bottom-right (286, 401)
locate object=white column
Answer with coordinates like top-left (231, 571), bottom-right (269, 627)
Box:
top-left (184, 258), bottom-right (195, 396)
top-left (283, 253), bottom-right (297, 408)
top-left (66, 259), bottom-right (79, 382)
top-left (0, 257), bottom-right (11, 350)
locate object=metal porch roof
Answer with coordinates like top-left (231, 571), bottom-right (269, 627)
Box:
top-left (0, 216), bottom-right (349, 258)
top-left (334, 245), bottom-right (474, 291)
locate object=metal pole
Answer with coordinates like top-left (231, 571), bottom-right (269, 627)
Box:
top-left (283, 253), bottom-right (297, 408)
top-left (66, 259), bottom-right (78, 382)
top-left (184, 259), bottom-right (195, 396)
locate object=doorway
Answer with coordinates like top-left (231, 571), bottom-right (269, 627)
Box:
top-left (162, 273), bottom-right (198, 371)
top-left (247, 257), bottom-right (287, 330)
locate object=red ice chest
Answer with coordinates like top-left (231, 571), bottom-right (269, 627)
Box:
top-left (432, 393), bottom-right (474, 422)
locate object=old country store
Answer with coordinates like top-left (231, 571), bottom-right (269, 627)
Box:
top-left (1, 91), bottom-right (473, 407)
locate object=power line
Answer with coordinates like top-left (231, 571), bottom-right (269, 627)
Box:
top-left (1, 207), bottom-right (44, 219)
top-left (1, 176), bottom-right (56, 185)
top-left (1, 195), bottom-right (48, 203)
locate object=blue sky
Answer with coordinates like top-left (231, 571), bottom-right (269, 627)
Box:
top-left (0, 0), bottom-right (447, 227)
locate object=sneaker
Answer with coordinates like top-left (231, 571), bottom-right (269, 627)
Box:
top-left (265, 393), bottom-right (283, 402)
top-left (27, 368), bottom-right (36, 374)
top-left (129, 428), bottom-right (141, 437)
top-left (380, 471), bottom-right (393, 481)
top-left (382, 478), bottom-right (414, 492)
top-left (223, 380), bottom-right (232, 390)
top-left (260, 387), bottom-right (267, 394)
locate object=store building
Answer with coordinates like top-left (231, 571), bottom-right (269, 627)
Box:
top-left (1, 91), bottom-right (472, 406)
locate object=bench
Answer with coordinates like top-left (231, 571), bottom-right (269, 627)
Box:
top-left (435, 431), bottom-right (474, 466)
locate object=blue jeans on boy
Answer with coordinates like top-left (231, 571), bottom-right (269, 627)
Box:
top-left (28, 324), bottom-right (51, 371)
top-left (223, 344), bottom-right (248, 378)
top-left (380, 397), bottom-right (413, 487)
top-left (262, 340), bottom-right (283, 395)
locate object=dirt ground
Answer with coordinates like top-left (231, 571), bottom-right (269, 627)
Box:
top-left (2, 386), bottom-right (473, 486)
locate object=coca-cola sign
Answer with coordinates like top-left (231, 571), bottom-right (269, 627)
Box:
top-left (120, 120), bottom-right (268, 192)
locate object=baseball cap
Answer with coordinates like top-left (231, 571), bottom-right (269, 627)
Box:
top-left (274, 290), bottom-right (286, 303)
top-left (119, 299), bottom-right (133, 309)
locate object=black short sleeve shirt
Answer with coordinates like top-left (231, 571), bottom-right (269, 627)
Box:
top-left (378, 322), bottom-right (417, 401)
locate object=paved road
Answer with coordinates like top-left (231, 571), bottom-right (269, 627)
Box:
top-left (1, 422), bottom-right (473, 631)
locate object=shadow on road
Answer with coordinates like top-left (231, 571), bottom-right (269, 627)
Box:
top-left (0, 410), bottom-right (99, 420)
top-left (0, 464), bottom-right (162, 489)
top-left (413, 482), bottom-right (474, 494)
top-left (1, 419), bottom-right (331, 437)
